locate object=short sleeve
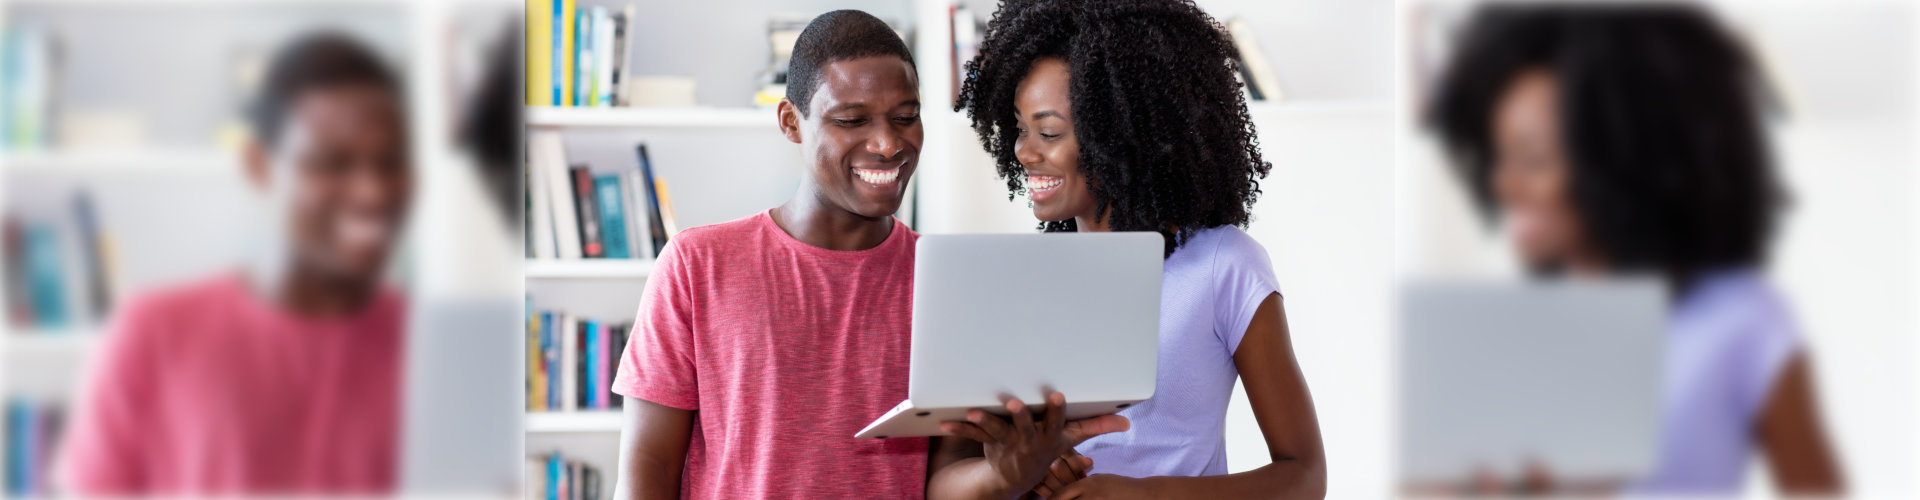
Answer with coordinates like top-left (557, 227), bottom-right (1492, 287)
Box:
top-left (1209, 229), bottom-right (1282, 356)
top-left (54, 297), bottom-right (162, 494)
top-left (611, 240), bottom-right (701, 410)
top-left (1737, 308), bottom-right (1803, 419)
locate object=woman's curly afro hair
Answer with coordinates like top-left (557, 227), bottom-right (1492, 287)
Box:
top-left (955, 0), bottom-right (1270, 256)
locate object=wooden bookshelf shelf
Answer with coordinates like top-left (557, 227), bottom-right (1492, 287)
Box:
top-left (525, 259), bottom-right (655, 279)
top-left (525, 411), bottom-right (624, 433)
top-left (527, 106), bottom-right (775, 129)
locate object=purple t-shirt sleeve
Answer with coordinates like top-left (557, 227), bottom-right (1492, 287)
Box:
top-left (1209, 230), bottom-right (1282, 356)
top-left (1737, 311), bottom-right (1802, 418)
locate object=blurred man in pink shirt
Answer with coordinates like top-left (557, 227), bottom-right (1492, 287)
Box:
top-left (54, 32), bottom-right (413, 496)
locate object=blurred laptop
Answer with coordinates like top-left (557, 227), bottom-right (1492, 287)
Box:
top-left (1397, 279), bottom-right (1665, 488)
top-left (399, 296), bottom-right (524, 496)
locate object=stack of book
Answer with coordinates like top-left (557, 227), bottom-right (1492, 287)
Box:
top-left (526, 451), bottom-right (604, 500)
top-left (4, 399), bottom-right (66, 498)
top-left (526, 0), bottom-right (636, 108)
top-left (525, 131), bottom-right (675, 261)
top-left (526, 309), bottom-right (632, 413)
top-left (5, 191), bottom-right (116, 331)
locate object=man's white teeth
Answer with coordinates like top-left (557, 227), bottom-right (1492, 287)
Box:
top-left (856, 168), bottom-right (899, 185)
top-left (1028, 175), bottom-right (1063, 192)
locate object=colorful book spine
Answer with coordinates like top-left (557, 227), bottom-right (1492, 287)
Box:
top-left (23, 223), bottom-right (66, 328)
top-left (632, 145), bottom-right (669, 256)
top-left (543, 312), bottom-right (560, 410)
top-left (593, 175), bottom-right (630, 259)
top-left (552, 0), bottom-right (575, 106)
top-left (525, 0), bottom-right (553, 105)
top-left (570, 167), bottom-right (604, 258)
top-left (574, 9), bottom-right (595, 107)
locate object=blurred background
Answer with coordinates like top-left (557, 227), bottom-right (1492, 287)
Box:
top-left (0, 0), bottom-right (523, 496)
top-left (1398, 0), bottom-right (1915, 497)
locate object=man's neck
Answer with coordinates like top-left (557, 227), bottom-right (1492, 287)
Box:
top-left (771, 191), bottom-right (893, 252)
top-left (252, 264), bottom-right (379, 318)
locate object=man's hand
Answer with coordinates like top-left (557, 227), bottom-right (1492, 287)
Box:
top-left (939, 392), bottom-right (1129, 496)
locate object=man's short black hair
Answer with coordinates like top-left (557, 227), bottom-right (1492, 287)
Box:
top-left (1426, 4), bottom-right (1785, 290)
top-left (248, 31), bottom-right (403, 148)
top-left (786, 9), bottom-right (916, 116)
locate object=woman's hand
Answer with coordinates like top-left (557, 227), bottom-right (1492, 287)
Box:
top-left (1046, 473), bottom-right (1158, 499)
top-left (1032, 450), bottom-right (1093, 499)
top-left (940, 392), bottom-right (1129, 496)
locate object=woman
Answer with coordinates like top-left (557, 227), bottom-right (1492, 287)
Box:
top-left (1425, 4), bottom-right (1844, 495)
top-left (925, 1), bottom-right (1326, 498)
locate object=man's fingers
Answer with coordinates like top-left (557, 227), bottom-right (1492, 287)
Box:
top-left (964, 409), bottom-right (1010, 442)
top-left (940, 421), bottom-right (993, 444)
top-left (1007, 398), bottom-right (1036, 438)
top-left (1062, 414), bottom-right (1130, 446)
top-left (1044, 392), bottom-right (1067, 435)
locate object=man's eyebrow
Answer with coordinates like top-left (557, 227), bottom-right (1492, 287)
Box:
top-left (896, 99), bottom-right (921, 109)
top-left (825, 102), bottom-right (868, 113)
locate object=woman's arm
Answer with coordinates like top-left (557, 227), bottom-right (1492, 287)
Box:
top-left (613, 397), bottom-right (695, 500)
top-left (1756, 351), bottom-right (1845, 495)
top-left (1053, 292), bottom-right (1326, 499)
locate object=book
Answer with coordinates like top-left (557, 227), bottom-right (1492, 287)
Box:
top-left (592, 7), bottom-right (616, 108)
top-left (543, 312), bottom-right (561, 410)
top-left (4, 219), bottom-right (31, 325)
top-left (73, 191), bottom-right (113, 320)
top-left (559, 315), bottom-right (577, 412)
top-left (23, 223), bottom-right (67, 328)
top-left (531, 132), bottom-right (582, 259)
top-left (582, 319), bottom-right (599, 409)
top-left (610, 6), bottom-right (636, 106)
top-left (553, 0), bottom-right (576, 106)
top-left (527, 311), bottom-right (547, 411)
top-left (526, 152), bottom-right (557, 259)
top-left (608, 323), bottom-right (629, 409)
top-left (593, 175), bottom-right (631, 259)
top-left (653, 178), bottom-right (680, 238)
top-left (574, 8), bottom-right (596, 107)
top-left (632, 145), bottom-right (669, 256)
top-left (620, 170), bottom-right (653, 260)
top-left (525, 0), bottom-right (553, 106)
top-left (569, 167), bottom-right (604, 258)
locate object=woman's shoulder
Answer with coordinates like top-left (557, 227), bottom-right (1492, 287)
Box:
top-left (1183, 225), bottom-right (1271, 269)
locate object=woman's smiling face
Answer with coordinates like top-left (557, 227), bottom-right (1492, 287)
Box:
top-left (1013, 57), bottom-right (1097, 225)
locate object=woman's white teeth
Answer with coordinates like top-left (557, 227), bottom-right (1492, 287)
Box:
top-left (856, 168), bottom-right (899, 185)
top-left (1028, 175), bottom-right (1063, 192)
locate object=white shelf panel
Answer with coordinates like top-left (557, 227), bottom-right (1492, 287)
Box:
top-left (525, 259), bottom-right (655, 280)
top-left (5, 330), bottom-right (103, 356)
top-left (526, 411), bottom-right (623, 433)
top-left (1, 150), bottom-right (236, 176)
top-left (527, 106), bottom-right (775, 129)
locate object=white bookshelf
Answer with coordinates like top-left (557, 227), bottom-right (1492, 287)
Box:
top-left (527, 106), bottom-right (774, 129)
top-left (525, 259), bottom-right (654, 280)
top-left (526, 411), bottom-right (624, 433)
top-left (0, 150), bottom-right (237, 176)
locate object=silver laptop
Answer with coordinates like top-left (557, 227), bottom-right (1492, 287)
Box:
top-left (855, 232), bottom-right (1163, 439)
top-left (1397, 278), bottom-right (1666, 486)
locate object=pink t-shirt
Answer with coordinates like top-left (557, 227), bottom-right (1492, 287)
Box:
top-left (55, 272), bottom-right (404, 496)
top-left (612, 209), bottom-right (925, 499)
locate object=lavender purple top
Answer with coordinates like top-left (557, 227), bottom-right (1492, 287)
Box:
top-left (1075, 225), bottom-right (1280, 478)
top-left (1630, 269), bottom-right (1803, 494)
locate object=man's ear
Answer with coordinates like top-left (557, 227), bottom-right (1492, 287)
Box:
top-left (777, 98), bottom-right (804, 144)
top-left (242, 136), bottom-right (273, 193)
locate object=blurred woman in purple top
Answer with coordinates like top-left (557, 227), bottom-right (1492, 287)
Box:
top-left (1425, 4), bottom-right (1844, 496)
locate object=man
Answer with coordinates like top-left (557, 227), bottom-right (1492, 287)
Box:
top-left (610, 10), bottom-right (929, 499)
top-left (55, 32), bottom-right (413, 495)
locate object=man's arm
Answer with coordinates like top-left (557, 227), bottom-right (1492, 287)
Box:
top-left (613, 397), bottom-right (695, 500)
